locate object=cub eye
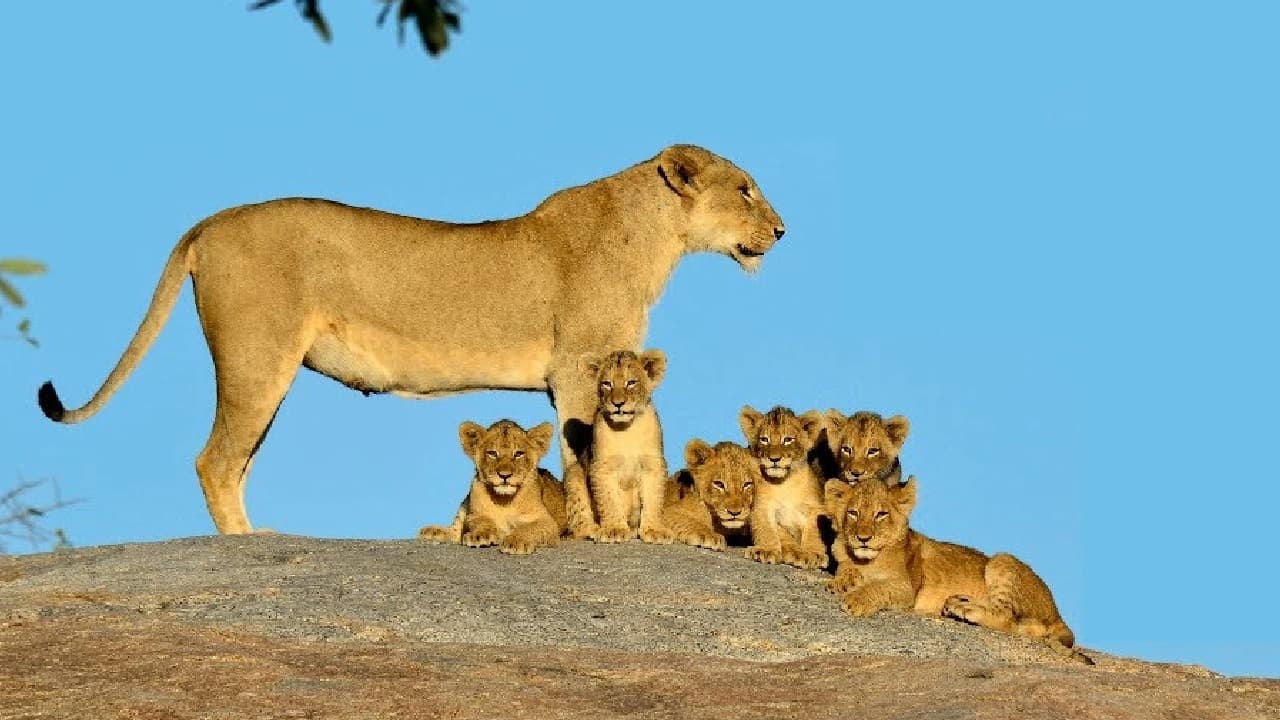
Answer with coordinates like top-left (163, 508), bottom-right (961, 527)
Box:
top-left (625, 379), bottom-right (638, 388)
top-left (712, 480), bottom-right (726, 491)
top-left (847, 510), bottom-right (859, 520)
top-left (758, 435), bottom-right (769, 445)
top-left (840, 446), bottom-right (852, 456)
top-left (739, 185), bottom-right (753, 200)
top-left (867, 448), bottom-right (881, 457)
top-left (742, 480), bottom-right (754, 489)
top-left (874, 510), bottom-right (890, 522)
top-left (600, 380), bottom-right (612, 389)
top-left (485, 450), bottom-right (499, 459)
top-left (782, 436), bottom-right (794, 445)
top-left (513, 450), bottom-right (525, 459)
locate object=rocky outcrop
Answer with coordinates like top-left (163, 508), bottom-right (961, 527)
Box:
top-left (2, 535), bottom-right (1274, 718)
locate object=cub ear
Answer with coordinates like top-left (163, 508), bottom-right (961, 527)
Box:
top-left (738, 405), bottom-right (764, 440)
top-left (825, 409), bottom-right (846, 436)
top-left (892, 476), bottom-right (918, 515)
top-left (884, 415), bottom-right (911, 448)
top-left (798, 410), bottom-right (825, 445)
top-left (684, 439), bottom-right (715, 468)
top-left (656, 145), bottom-right (705, 199)
top-left (823, 479), bottom-right (850, 526)
top-left (579, 353), bottom-right (602, 379)
top-left (526, 422), bottom-right (554, 458)
top-left (640, 349), bottom-right (667, 385)
top-left (458, 421), bottom-right (486, 458)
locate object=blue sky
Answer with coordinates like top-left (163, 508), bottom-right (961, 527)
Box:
top-left (2, 2), bottom-right (1276, 677)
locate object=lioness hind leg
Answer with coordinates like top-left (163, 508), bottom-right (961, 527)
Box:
top-left (194, 313), bottom-right (313, 534)
top-left (562, 461), bottom-right (599, 540)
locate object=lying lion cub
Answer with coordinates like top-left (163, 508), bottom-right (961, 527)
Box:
top-left (663, 440), bottom-right (757, 550)
top-left (739, 405), bottom-right (828, 569)
top-left (418, 419), bottom-right (566, 555)
top-left (572, 349), bottom-right (673, 544)
top-left (825, 477), bottom-right (1087, 661)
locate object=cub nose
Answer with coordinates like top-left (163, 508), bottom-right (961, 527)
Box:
top-left (726, 508), bottom-right (742, 517)
top-left (847, 469), bottom-right (865, 479)
top-left (773, 226), bottom-right (786, 240)
top-left (857, 534), bottom-right (872, 543)
top-left (769, 456), bottom-right (782, 463)
top-left (497, 470), bottom-right (513, 480)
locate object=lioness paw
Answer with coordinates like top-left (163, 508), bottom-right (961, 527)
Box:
top-left (678, 531), bottom-right (726, 551)
top-left (784, 549), bottom-right (829, 570)
top-left (942, 595), bottom-right (977, 622)
top-left (639, 524), bottom-right (675, 545)
top-left (597, 525), bottom-right (632, 544)
top-left (567, 520), bottom-right (600, 541)
top-left (462, 530), bottom-right (498, 548)
top-left (499, 536), bottom-right (540, 555)
top-left (745, 546), bottom-right (785, 565)
top-left (417, 526), bottom-right (454, 543)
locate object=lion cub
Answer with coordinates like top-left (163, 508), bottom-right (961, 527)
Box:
top-left (574, 349), bottom-right (673, 544)
top-left (663, 440), bottom-right (757, 550)
top-left (823, 410), bottom-right (909, 485)
top-left (418, 419), bottom-right (566, 555)
top-left (825, 477), bottom-right (1086, 660)
top-left (739, 405), bottom-right (828, 569)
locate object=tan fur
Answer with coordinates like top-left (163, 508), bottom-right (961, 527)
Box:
top-left (663, 440), bottom-right (756, 550)
top-left (418, 420), bottom-right (565, 555)
top-left (739, 406), bottom-right (828, 569)
top-left (573, 349), bottom-right (672, 544)
top-left (824, 478), bottom-right (1087, 661)
top-left (36, 144), bottom-right (785, 534)
top-left (824, 410), bottom-right (910, 484)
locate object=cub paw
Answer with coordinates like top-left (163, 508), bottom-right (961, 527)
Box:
top-left (639, 524), bottom-right (675, 545)
top-left (745, 546), bottom-right (786, 565)
top-left (784, 548), bottom-right (829, 570)
top-left (596, 524), bottom-right (632, 544)
top-left (462, 529), bottom-right (498, 548)
top-left (942, 595), bottom-right (978, 623)
top-left (678, 531), bottom-right (726, 551)
top-left (417, 526), bottom-right (454, 543)
top-left (840, 592), bottom-right (884, 618)
top-left (827, 572), bottom-right (859, 595)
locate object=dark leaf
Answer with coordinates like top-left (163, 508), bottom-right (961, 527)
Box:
top-left (248, 0), bottom-right (285, 9)
top-left (0, 259), bottom-right (47, 275)
top-left (418, 9), bottom-right (449, 56)
top-left (301, 1), bottom-right (332, 42)
top-left (0, 277), bottom-right (24, 308)
top-left (17, 318), bottom-right (29, 334)
top-left (376, 0), bottom-right (395, 27)
top-left (442, 10), bottom-right (460, 31)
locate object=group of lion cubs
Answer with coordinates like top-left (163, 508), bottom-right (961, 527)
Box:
top-left (418, 349), bottom-right (1087, 661)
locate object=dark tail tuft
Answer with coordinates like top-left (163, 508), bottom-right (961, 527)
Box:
top-left (38, 381), bottom-right (67, 422)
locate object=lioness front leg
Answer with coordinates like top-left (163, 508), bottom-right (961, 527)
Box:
top-left (461, 516), bottom-right (500, 548)
top-left (838, 579), bottom-right (915, 617)
top-left (500, 516), bottom-right (561, 555)
top-left (562, 461), bottom-right (599, 540)
top-left (637, 460), bottom-right (674, 544)
top-left (590, 461), bottom-right (632, 543)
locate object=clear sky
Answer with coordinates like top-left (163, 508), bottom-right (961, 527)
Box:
top-left (2, 2), bottom-right (1276, 677)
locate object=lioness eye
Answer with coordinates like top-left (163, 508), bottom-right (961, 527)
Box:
top-left (743, 481), bottom-right (754, 489)
top-left (485, 450), bottom-right (499, 459)
top-left (513, 450), bottom-right (525, 458)
top-left (840, 446), bottom-right (852, 455)
top-left (739, 185), bottom-right (752, 198)
top-left (625, 379), bottom-right (638, 388)
top-left (782, 436), bottom-right (794, 445)
top-left (867, 448), bottom-right (881, 457)
top-left (874, 510), bottom-right (889, 521)
top-left (847, 510), bottom-right (858, 519)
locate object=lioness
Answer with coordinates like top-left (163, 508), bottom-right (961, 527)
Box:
top-left (573, 349), bottom-right (672, 544)
top-left (739, 405), bottom-right (828, 569)
top-left (663, 440), bottom-right (757, 550)
top-left (418, 419), bottom-right (566, 555)
top-left (825, 477), bottom-right (1087, 661)
top-left (823, 410), bottom-right (909, 485)
top-left (36, 145), bottom-right (785, 533)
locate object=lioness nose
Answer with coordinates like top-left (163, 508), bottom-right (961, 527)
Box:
top-left (857, 534), bottom-right (872, 543)
top-left (769, 455), bottom-right (782, 463)
top-left (726, 508), bottom-right (742, 517)
top-left (773, 226), bottom-right (785, 240)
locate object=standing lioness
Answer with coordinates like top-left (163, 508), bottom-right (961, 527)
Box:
top-left (37, 145), bottom-right (785, 534)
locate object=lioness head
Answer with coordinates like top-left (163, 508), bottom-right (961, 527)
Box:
top-left (583, 349), bottom-right (667, 429)
top-left (739, 405), bottom-right (825, 480)
top-left (824, 410), bottom-right (910, 483)
top-left (655, 144), bottom-right (785, 273)
top-left (458, 419), bottom-right (554, 496)
top-left (684, 440), bottom-right (757, 530)
top-left (824, 477), bottom-right (916, 561)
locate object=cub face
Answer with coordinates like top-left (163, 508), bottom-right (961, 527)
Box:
top-left (684, 440), bottom-right (757, 530)
top-left (824, 410), bottom-right (910, 483)
top-left (739, 405), bottom-right (824, 480)
top-left (583, 349), bottom-right (667, 429)
top-left (656, 145), bottom-right (786, 274)
top-left (458, 419), bottom-right (554, 496)
top-left (824, 477), bottom-right (916, 561)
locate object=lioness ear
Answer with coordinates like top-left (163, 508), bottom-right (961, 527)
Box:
top-left (579, 353), bottom-right (602, 379)
top-left (884, 415), bottom-right (910, 448)
top-left (738, 405), bottom-right (764, 440)
top-left (656, 145), bottom-right (705, 199)
top-left (685, 439), bottom-right (714, 468)
top-left (640, 349), bottom-right (667, 385)
top-left (825, 409), bottom-right (846, 436)
top-left (824, 479), bottom-right (849, 526)
top-left (526, 422), bottom-right (554, 458)
top-left (458, 421), bottom-right (486, 457)
top-left (799, 410), bottom-right (825, 445)
top-left (892, 476), bottom-right (918, 515)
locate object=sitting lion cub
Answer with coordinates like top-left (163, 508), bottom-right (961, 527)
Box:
top-left (739, 405), bottom-right (828, 569)
top-left (825, 477), bottom-right (1087, 661)
top-left (823, 410), bottom-right (909, 485)
top-left (663, 440), bottom-right (757, 550)
top-left (418, 419), bottom-right (566, 555)
top-left (575, 349), bottom-right (674, 544)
